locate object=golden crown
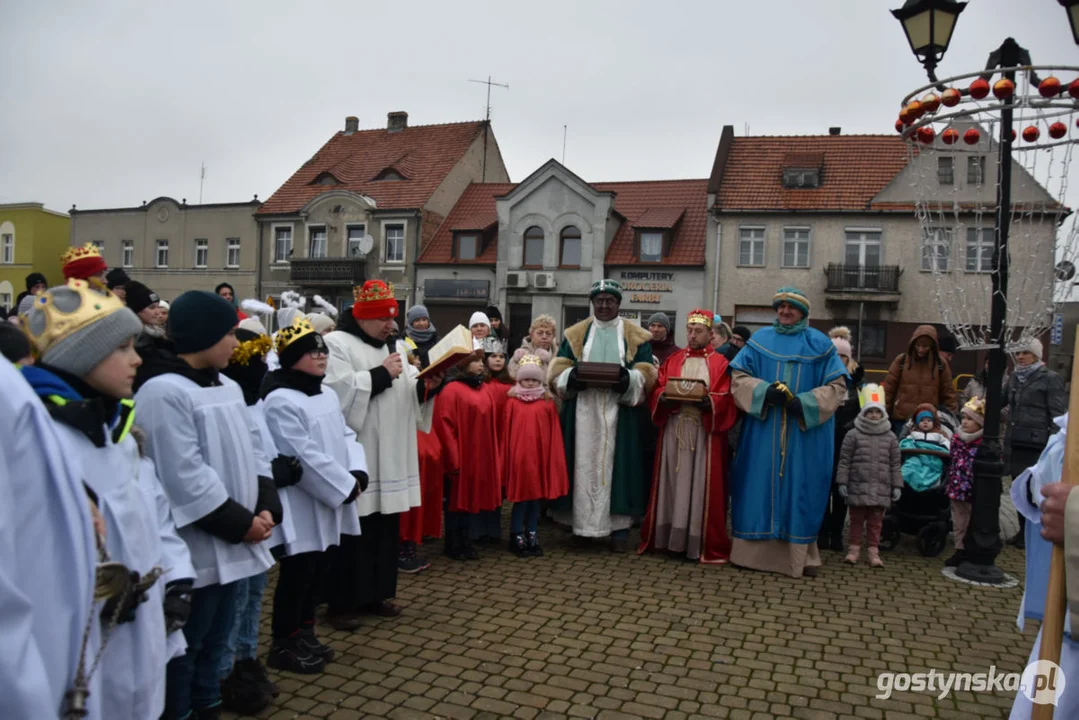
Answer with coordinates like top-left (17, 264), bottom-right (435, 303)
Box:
top-left (354, 280), bottom-right (394, 303)
top-left (61, 243), bottom-right (103, 265)
top-left (231, 335), bottom-right (273, 366)
top-left (24, 279), bottom-right (126, 355)
top-left (687, 311), bottom-right (712, 326)
top-left (275, 317), bottom-right (316, 354)
top-left (963, 396), bottom-right (986, 417)
top-left (518, 354), bottom-right (544, 368)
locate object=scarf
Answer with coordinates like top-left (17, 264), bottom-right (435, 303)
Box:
top-left (260, 368), bottom-right (324, 399)
top-left (955, 428), bottom-right (985, 443)
top-left (1013, 361), bottom-right (1044, 383)
top-left (454, 374), bottom-right (485, 390)
top-left (515, 384), bottom-right (545, 402)
top-left (773, 318), bottom-right (808, 335)
top-left (406, 324), bottom-right (437, 345)
top-left (853, 414), bottom-right (892, 435)
top-left (142, 322), bottom-right (166, 338)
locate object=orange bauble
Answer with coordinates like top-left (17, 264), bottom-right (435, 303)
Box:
top-left (969, 78), bottom-right (990, 99)
top-left (942, 88), bottom-right (962, 107)
top-left (1022, 125), bottom-right (1040, 142)
top-left (963, 128), bottom-right (981, 145)
top-left (1049, 122), bottom-right (1067, 139)
top-left (1070, 79), bottom-right (1079, 100)
top-left (992, 78), bottom-right (1015, 100)
top-left (895, 118), bottom-right (905, 134)
top-left (899, 106), bottom-right (915, 125)
top-left (941, 128), bottom-right (959, 145)
top-left (921, 93), bottom-right (941, 113)
top-left (908, 100), bottom-right (925, 119)
top-left (917, 126), bottom-right (936, 144)
top-left (1039, 76), bottom-right (1062, 98)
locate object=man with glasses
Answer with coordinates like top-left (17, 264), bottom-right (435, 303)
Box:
top-left (549, 279), bottom-right (656, 552)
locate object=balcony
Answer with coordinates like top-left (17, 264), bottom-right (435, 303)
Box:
top-left (824, 264), bottom-right (902, 305)
top-left (289, 257), bottom-right (367, 287)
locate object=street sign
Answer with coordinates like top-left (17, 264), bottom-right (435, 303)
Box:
top-left (1051, 313), bottom-right (1064, 345)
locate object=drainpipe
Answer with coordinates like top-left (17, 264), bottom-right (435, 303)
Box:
top-left (411, 210), bottom-right (422, 306)
top-left (255, 219), bottom-right (264, 299)
top-left (857, 301), bottom-right (864, 365)
top-left (711, 216), bottom-right (722, 316)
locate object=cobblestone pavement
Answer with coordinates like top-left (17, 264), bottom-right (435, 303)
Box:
top-left (232, 504), bottom-right (1035, 720)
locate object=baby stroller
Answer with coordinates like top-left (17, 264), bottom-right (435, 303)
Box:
top-left (880, 408), bottom-right (957, 556)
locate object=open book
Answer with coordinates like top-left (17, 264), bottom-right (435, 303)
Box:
top-left (417, 324), bottom-right (482, 378)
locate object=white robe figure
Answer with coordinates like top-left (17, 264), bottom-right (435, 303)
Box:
top-left (248, 400), bottom-right (296, 550)
top-left (135, 374), bottom-right (275, 588)
top-left (264, 386), bottom-right (365, 554)
top-left (1010, 413), bottom-right (1078, 718)
top-left (54, 416), bottom-right (194, 719)
top-left (0, 363), bottom-right (101, 719)
top-left (323, 330), bottom-right (433, 518)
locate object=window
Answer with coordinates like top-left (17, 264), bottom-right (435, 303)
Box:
top-left (91, 240), bottom-right (104, 252)
top-left (456, 233), bottom-right (479, 260)
top-left (273, 226), bottom-right (292, 263)
top-left (1, 234), bottom-right (12, 264)
top-left (560, 226), bottom-right (582, 267)
top-left (843, 322), bottom-right (887, 359)
top-left (738, 227), bottom-right (765, 267)
top-left (938, 156), bottom-right (954, 185)
top-left (226, 237), bottom-right (240, 268)
top-left (156, 239), bottom-right (169, 268)
top-left (0, 291), bottom-right (10, 310)
top-left (782, 228), bottom-right (810, 268)
top-left (966, 227), bottom-right (994, 273)
top-left (921, 228), bottom-right (952, 271)
top-left (346, 225), bottom-right (366, 257)
top-left (122, 240), bottom-right (134, 268)
top-left (783, 169), bottom-right (820, 188)
top-left (385, 224), bottom-right (405, 263)
top-left (844, 230), bottom-right (882, 267)
top-left (523, 226), bottom-right (544, 267)
top-left (639, 232), bottom-right (663, 263)
top-left (194, 238), bottom-right (208, 268)
top-left (968, 155), bottom-right (986, 185)
top-left (308, 226), bottom-right (327, 258)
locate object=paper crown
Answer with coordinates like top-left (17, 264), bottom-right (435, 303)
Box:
top-left (24, 279), bottom-right (125, 355)
top-left (61, 243), bottom-right (108, 280)
top-left (962, 396), bottom-right (986, 418)
top-left (275, 317), bottom-right (317, 355)
top-left (352, 280), bottom-right (398, 319)
top-left (231, 334), bottom-right (273, 366)
top-left (518, 354), bottom-right (544, 368)
top-left (858, 383), bottom-right (886, 409)
top-left (482, 337), bottom-right (507, 355)
top-left (687, 308), bottom-right (714, 327)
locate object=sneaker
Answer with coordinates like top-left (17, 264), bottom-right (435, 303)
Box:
top-left (298, 627), bottom-right (335, 663)
top-left (844, 545), bottom-right (861, 565)
top-left (267, 637), bottom-right (325, 675)
top-left (509, 533), bottom-right (528, 557)
top-left (944, 549), bottom-right (966, 567)
top-left (868, 547), bottom-right (884, 568)
top-left (398, 553), bottom-right (431, 574)
top-left (221, 659), bottom-right (273, 715)
top-left (525, 531), bottom-right (543, 557)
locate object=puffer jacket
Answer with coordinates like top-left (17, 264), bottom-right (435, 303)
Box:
top-left (1004, 364), bottom-right (1067, 452)
top-left (836, 414), bottom-right (903, 508)
top-left (881, 325), bottom-right (957, 421)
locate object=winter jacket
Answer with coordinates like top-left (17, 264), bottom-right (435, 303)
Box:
top-left (836, 415), bottom-right (903, 508)
top-left (946, 431), bottom-right (982, 502)
top-left (1003, 364), bottom-right (1067, 453)
top-left (899, 432), bottom-right (950, 492)
top-left (881, 325), bottom-right (957, 421)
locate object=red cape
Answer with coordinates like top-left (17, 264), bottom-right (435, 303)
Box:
top-left (400, 430), bottom-right (444, 543)
top-left (638, 347), bottom-right (737, 564)
top-left (434, 380), bottom-right (503, 513)
top-left (503, 397), bottom-right (569, 502)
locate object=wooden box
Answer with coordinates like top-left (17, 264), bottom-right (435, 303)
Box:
top-left (664, 377), bottom-right (707, 403)
top-left (576, 361), bottom-right (622, 387)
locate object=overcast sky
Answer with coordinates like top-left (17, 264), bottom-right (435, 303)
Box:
top-left (1, 0), bottom-right (1075, 211)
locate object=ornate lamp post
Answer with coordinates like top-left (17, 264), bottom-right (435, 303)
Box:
top-left (891, 0), bottom-right (1079, 584)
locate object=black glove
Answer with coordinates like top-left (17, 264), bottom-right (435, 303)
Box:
top-left (696, 396), bottom-right (713, 411)
top-left (163, 580), bottom-right (193, 634)
top-left (351, 470), bottom-right (369, 493)
top-left (567, 367), bottom-right (585, 391)
top-left (101, 570), bottom-right (150, 626)
top-left (787, 397), bottom-right (803, 419)
top-left (344, 480), bottom-right (360, 505)
top-left (613, 366), bottom-right (630, 395)
top-left (764, 384), bottom-right (789, 408)
top-left (271, 455), bottom-right (302, 489)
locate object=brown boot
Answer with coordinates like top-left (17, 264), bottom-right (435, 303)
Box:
top-left (868, 547), bottom-right (884, 568)
top-left (844, 545), bottom-right (861, 564)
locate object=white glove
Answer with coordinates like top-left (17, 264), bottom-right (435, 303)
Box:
top-left (892, 487), bottom-right (901, 502)
top-left (838, 486), bottom-right (848, 499)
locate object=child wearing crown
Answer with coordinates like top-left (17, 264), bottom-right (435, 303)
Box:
top-left (470, 336), bottom-right (512, 545)
top-left (503, 350), bottom-right (568, 556)
top-left (20, 279), bottom-right (195, 719)
top-left (835, 384), bottom-right (903, 567)
top-left (261, 318), bottom-right (367, 675)
top-left (944, 397), bottom-right (985, 567)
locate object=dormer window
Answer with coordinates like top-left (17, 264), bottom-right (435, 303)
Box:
top-left (783, 168), bottom-right (820, 188)
top-left (455, 232), bottom-right (480, 261)
top-left (312, 172), bottom-right (341, 186)
top-left (638, 231), bottom-right (666, 262)
top-left (375, 170), bottom-right (404, 181)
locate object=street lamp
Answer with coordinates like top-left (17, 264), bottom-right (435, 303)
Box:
top-left (892, 3), bottom-right (1079, 585)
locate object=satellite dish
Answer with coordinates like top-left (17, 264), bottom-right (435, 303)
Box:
top-left (1056, 260), bottom-right (1076, 282)
top-left (358, 234), bottom-right (374, 257)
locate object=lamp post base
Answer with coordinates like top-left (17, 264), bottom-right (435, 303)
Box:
top-left (955, 560), bottom-right (1007, 584)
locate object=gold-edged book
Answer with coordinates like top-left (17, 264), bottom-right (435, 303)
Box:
top-left (663, 377), bottom-right (708, 403)
top-left (417, 325), bottom-right (482, 377)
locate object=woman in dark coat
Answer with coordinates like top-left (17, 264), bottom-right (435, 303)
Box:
top-left (819, 328), bottom-right (865, 551)
top-left (1004, 337), bottom-right (1067, 548)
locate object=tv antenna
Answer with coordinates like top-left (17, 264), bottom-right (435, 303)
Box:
top-left (469, 75), bottom-right (508, 181)
top-left (199, 162), bottom-right (206, 204)
top-left (562, 125), bottom-right (567, 165)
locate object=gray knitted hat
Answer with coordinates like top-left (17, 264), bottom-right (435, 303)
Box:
top-left (646, 312), bottom-right (671, 332)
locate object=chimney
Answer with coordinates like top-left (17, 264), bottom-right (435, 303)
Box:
top-left (387, 111), bottom-right (408, 132)
top-left (344, 116), bottom-right (359, 135)
top-left (829, 126), bottom-right (841, 136)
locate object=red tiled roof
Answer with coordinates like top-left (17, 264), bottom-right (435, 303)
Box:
top-left (781, 152), bottom-right (824, 168)
top-left (418, 179), bottom-right (708, 266)
top-left (714, 135), bottom-right (909, 212)
top-left (257, 121), bottom-right (487, 215)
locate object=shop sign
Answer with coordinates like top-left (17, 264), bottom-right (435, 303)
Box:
top-left (424, 279), bottom-right (490, 300)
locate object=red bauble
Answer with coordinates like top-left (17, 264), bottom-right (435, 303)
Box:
top-left (1011, 129), bottom-right (1018, 142)
top-left (921, 93), bottom-right (941, 113)
top-left (941, 128), bottom-right (960, 145)
top-left (895, 118), bottom-right (905, 134)
top-left (1049, 122), bottom-right (1067, 140)
top-left (917, 126), bottom-right (936, 144)
top-left (942, 88), bottom-right (962, 107)
top-left (1039, 76), bottom-right (1062, 98)
top-left (969, 78), bottom-right (991, 99)
top-left (963, 128), bottom-right (981, 145)
top-left (908, 100), bottom-right (925, 119)
top-left (1070, 79), bottom-right (1079, 100)
top-left (899, 106), bottom-right (915, 125)
top-left (1022, 125), bottom-right (1040, 142)
top-left (993, 78), bottom-right (1016, 100)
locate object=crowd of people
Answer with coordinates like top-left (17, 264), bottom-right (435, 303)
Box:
top-left (0, 241), bottom-right (1073, 719)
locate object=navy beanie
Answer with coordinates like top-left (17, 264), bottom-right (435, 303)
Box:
top-left (168, 290), bottom-right (238, 354)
